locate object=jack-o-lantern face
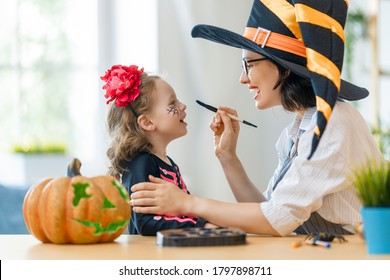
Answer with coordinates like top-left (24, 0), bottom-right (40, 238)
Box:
top-left (23, 158), bottom-right (131, 244)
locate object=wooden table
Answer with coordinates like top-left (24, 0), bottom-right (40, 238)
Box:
top-left (1, 234), bottom-right (389, 260)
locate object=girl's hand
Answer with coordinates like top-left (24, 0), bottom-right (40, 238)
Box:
top-left (209, 106), bottom-right (240, 161)
top-left (131, 175), bottom-right (191, 215)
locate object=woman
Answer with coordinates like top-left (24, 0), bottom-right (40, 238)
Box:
top-left (130, 0), bottom-right (383, 236)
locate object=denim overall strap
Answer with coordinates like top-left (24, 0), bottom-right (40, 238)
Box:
top-left (272, 130), bottom-right (301, 191)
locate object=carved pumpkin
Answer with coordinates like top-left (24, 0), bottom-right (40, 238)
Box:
top-left (23, 158), bottom-right (131, 244)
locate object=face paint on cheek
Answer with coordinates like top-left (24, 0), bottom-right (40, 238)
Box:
top-left (166, 106), bottom-right (179, 116)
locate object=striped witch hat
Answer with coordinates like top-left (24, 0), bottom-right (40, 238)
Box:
top-left (191, 0), bottom-right (368, 159)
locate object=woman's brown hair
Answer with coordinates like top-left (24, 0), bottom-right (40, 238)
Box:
top-left (274, 64), bottom-right (316, 112)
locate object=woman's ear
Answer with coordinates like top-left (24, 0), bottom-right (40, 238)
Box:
top-left (137, 114), bottom-right (155, 131)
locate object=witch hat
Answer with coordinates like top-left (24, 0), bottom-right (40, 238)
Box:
top-left (191, 0), bottom-right (368, 158)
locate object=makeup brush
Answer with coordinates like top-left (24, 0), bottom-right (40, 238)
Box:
top-left (196, 100), bottom-right (257, 128)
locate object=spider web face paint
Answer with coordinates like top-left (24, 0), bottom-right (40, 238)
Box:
top-left (166, 106), bottom-right (179, 116)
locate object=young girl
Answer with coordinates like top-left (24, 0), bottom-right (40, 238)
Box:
top-left (101, 64), bottom-right (209, 235)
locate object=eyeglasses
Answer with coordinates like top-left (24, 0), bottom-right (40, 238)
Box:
top-left (242, 57), bottom-right (268, 76)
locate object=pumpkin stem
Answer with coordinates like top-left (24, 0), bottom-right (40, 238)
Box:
top-left (67, 158), bottom-right (82, 177)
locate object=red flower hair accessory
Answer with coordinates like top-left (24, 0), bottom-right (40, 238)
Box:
top-left (101, 65), bottom-right (144, 107)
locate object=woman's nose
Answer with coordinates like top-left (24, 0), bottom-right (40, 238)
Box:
top-left (239, 71), bottom-right (249, 84)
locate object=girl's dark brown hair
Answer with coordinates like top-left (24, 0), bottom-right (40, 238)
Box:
top-left (106, 73), bottom-right (161, 180)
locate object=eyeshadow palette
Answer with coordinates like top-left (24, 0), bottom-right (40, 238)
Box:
top-left (156, 227), bottom-right (247, 247)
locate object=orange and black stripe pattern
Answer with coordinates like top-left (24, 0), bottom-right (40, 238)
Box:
top-left (261, 0), bottom-right (348, 158)
top-left (294, 0), bottom-right (347, 158)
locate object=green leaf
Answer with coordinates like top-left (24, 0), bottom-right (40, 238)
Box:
top-left (350, 160), bottom-right (390, 207)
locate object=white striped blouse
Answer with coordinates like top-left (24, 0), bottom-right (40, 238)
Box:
top-left (260, 100), bottom-right (383, 236)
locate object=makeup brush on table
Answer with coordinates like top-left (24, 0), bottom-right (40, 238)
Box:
top-left (196, 100), bottom-right (257, 128)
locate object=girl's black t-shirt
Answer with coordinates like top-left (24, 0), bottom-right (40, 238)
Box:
top-left (122, 152), bottom-right (207, 236)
